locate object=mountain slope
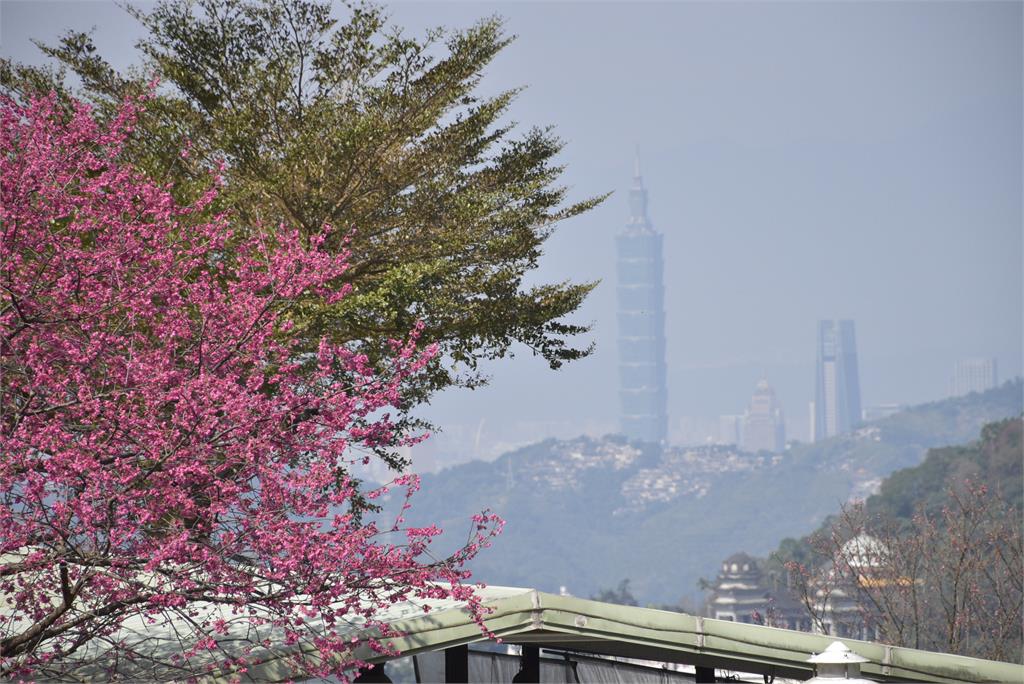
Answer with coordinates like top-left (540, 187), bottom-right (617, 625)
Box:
top-left (404, 380), bottom-right (1022, 605)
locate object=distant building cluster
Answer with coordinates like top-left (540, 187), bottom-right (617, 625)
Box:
top-left (506, 436), bottom-right (772, 516)
top-left (613, 162), bottom-right (1001, 452)
top-left (613, 161), bottom-right (865, 451)
top-left (709, 319), bottom-right (870, 449)
top-left (950, 358), bottom-right (998, 397)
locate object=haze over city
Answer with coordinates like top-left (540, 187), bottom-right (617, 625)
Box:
top-left (3, 0), bottom-right (1022, 678)
top-left (3, 0), bottom-right (1020, 462)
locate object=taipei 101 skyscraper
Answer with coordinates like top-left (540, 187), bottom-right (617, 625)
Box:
top-left (616, 156), bottom-right (668, 444)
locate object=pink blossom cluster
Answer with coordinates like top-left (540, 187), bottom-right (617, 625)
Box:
top-left (0, 93), bottom-right (502, 680)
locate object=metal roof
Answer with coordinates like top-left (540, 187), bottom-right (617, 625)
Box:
top-left (346, 585), bottom-right (1021, 684)
top-left (21, 583), bottom-right (1021, 682)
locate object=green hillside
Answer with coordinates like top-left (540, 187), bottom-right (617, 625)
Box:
top-left (403, 380), bottom-right (1022, 605)
top-left (767, 415), bottom-right (1022, 565)
top-left (867, 417), bottom-right (1022, 521)
top-left (758, 417), bottom-right (1022, 663)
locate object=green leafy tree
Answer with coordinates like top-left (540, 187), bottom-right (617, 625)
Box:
top-left (1, 0), bottom-right (602, 441)
top-left (591, 579), bottom-right (639, 607)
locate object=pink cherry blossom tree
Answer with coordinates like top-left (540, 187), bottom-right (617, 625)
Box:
top-left (0, 92), bottom-right (501, 681)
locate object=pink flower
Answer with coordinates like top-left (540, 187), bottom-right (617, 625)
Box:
top-left (0, 92), bottom-right (501, 680)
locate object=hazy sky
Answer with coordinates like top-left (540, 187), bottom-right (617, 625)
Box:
top-left (3, 1), bottom-right (1021, 458)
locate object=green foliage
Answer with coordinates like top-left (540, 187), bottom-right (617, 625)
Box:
top-left (591, 579), bottom-right (639, 607)
top-left (866, 417), bottom-right (1022, 524)
top-left (772, 414), bottom-right (1023, 573)
top-left (1, 0), bottom-right (602, 407)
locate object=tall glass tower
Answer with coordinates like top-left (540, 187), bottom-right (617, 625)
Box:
top-left (616, 157), bottom-right (667, 444)
top-left (814, 319), bottom-right (862, 440)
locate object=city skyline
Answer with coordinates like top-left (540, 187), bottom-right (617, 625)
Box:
top-left (2, 1), bottom-right (1019, 462)
top-left (395, 0), bottom-right (1021, 460)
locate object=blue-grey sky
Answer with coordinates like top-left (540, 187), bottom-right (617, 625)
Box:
top-left (3, 1), bottom-right (1021, 461)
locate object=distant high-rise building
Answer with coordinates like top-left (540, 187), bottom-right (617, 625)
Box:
top-left (718, 414), bottom-right (743, 446)
top-left (616, 156), bottom-right (667, 444)
top-left (814, 320), bottom-right (862, 440)
top-left (950, 358), bottom-right (998, 397)
top-left (808, 401), bottom-right (816, 443)
top-left (741, 379), bottom-right (785, 453)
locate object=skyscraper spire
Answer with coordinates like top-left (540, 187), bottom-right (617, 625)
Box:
top-left (628, 148), bottom-right (650, 228)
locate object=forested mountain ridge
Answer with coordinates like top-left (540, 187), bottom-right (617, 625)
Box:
top-left (401, 380), bottom-right (1022, 605)
top-left (862, 415), bottom-right (1019, 524)
top-left (770, 414), bottom-right (1022, 568)
top-left (760, 416), bottom-right (1022, 663)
